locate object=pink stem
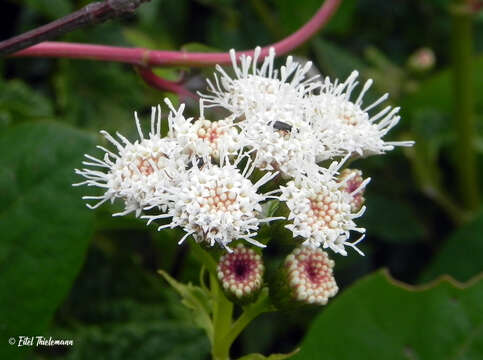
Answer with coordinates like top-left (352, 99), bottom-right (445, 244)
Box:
top-left (136, 66), bottom-right (197, 99)
top-left (10, 0), bottom-right (341, 67)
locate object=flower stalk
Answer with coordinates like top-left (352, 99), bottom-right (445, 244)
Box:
top-left (451, 0), bottom-right (479, 211)
top-left (211, 272), bottom-right (234, 360)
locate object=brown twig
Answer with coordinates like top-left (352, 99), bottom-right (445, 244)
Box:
top-left (0, 0), bottom-right (151, 56)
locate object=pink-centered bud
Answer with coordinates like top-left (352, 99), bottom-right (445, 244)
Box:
top-left (285, 246), bottom-right (338, 305)
top-left (408, 47), bottom-right (435, 72)
top-left (217, 244), bottom-right (264, 300)
top-left (338, 168), bottom-right (367, 212)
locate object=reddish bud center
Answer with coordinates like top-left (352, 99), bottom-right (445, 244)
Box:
top-left (217, 246), bottom-right (264, 298)
top-left (303, 258), bottom-right (329, 285)
top-left (234, 260), bottom-right (249, 279)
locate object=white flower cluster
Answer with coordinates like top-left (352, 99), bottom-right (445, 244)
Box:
top-left (75, 47), bottom-right (413, 255)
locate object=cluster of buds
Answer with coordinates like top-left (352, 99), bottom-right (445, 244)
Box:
top-left (216, 245), bottom-right (338, 307)
top-left (75, 47), bottom-right (413, 306)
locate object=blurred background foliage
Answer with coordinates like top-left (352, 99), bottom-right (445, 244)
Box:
top-left (0, 0), bottom-right (482, 359)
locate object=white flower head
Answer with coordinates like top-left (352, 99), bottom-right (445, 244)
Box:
top-left (144, 153), bottom-right (283, 251)
top-left (201, 46), bottom-right (318, 116)
top-left (239, 106), bottom-right (319, 178)
top-left (279, 160), bottom-right (366, 256)
top-left (164, 99), bottom-right (244, 159)
top-left (74, 105), bottom-right (187, 217)
top-left (309, 70), bottom-right (414, 160)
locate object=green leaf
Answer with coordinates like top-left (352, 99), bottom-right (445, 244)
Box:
top-left (359, 194), bottom-right (426, 243)
top-left (20, 0), bottom-right (73, 19)
top-left (261, 200), bottom-right (280, 218)
top-left (402, 56), bottom-right (483, 119)
top-left (293, 270), bottom-right (483, 360)
top-left (421, 210), bottom-right (483, 283)
top-left (278, 0), bottom-right (357, 36)
top-left (238, 348), bottom-right (299, 360)
top-left (44, 242), bottom-right (210, 360)
top-left (320, 0), bottom-right (358, 35)
top-left (401, 57), bottom-right (483, 203)
top-left (312, 38), bottom-right (367, 79)
top-left (0, 122), bottom-right (96, 359)
top-left (0, 79), bottom-right (54, 125)
top-left (158, 270), bottom-right (214, 342)
top-left (50, 299), bottom-right (210, 360)
top-left (54, 57), bottom-right (155, 135)
top-left (181, 42), bottom-right (221, 53)
top-left (123, 28), bottom-right (159, 49)
top-left (65, 321), bottom-right (209, 360)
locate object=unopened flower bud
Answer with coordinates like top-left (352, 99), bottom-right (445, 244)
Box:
top-left (271, 246), bottom-right (338, 309)
top-left (408, 47), bottom-right (435, 72)
top-left (284, 246), bottom-right (338, 306)
top-left (217, 244), bottom-right (264, 303)
top-left (338, 168), bottom-right (368, 213)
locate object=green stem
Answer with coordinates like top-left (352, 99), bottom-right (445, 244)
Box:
top-left (451, 0), bottom-right (479, 211)
top-left (222, 289), bottom-right (273, 351)
top-left (211, 273), bottom-right (234, 360)
top-left (406, 144), bottom-right (469, 225)
top-left (190, 243), bottom-right (233, 359)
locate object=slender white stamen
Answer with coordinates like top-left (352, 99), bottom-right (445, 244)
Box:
top-left (135, 111), bottom-right (144, 139)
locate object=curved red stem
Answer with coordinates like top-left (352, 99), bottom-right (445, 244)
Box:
top-left (10, 0), bottom-right (341, 67)
top-left (136, 66), bottom-right (197, 99)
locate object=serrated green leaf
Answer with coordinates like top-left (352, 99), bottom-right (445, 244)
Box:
top-left (0, 122), bottom-right (96, 359)
top-left (158, 270), bottom-right (214, 342)
top-left (293, 270), bottom-right (483, 360)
